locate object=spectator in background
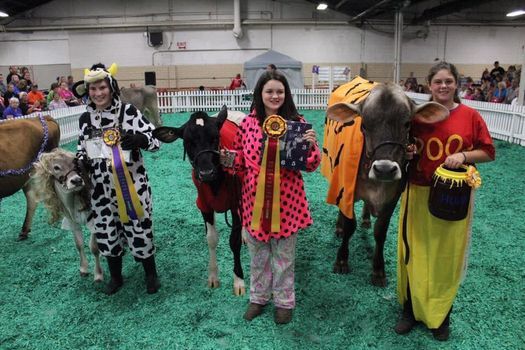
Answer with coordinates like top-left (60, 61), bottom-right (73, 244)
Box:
top-left (27, 84), bottom-right (46, 107)
top-left (10, 75), bottom-right (21, 94)
top-left (20, 67), bottom-right (29, 78)
top-left (480, 68), bottom-right (491, 83)
top-left (17, 79), bottom-right (29, 93)
top-left (19, 92), bottom-right (41, 115)
top-left (473, 87), bottom-right (485, 101)
top-left (406, 72), bottom-right (418, 87)
top-left (3, 83), bottom-right (19, 107)
top-left (506, 65), bottom-right (517, 83)
top-left (67, 75), bottom-right (75, 91)
top-left (3, 97), bottom-right (23, 119)
top-left (490, 61), bottom-right (505, 81)
top-left (22, 71), bottom-right (33, 88)
top-left (266, 64), bottom-right (277, 72)
top-left (463, 87), bottom-right (475, 100)
top-left (48, 92), bottom-right (68, 111)
top-left (58, 82), bottom-right (80, 106)
top-left (229, 73), bottom-right (246, 90)
top-left (505, 80), bottom-right (519, 104)
top-left (6, 66), bottom-right (20, 84)
top-left (491, 81), bottom-right (507, 103)
top-left (0, 73), bottom-right (6, 94)
top-left (46, 82), bottom-right (59, 106)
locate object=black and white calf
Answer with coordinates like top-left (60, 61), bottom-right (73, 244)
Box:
top-left (153, 106), bottom-right (246, 296)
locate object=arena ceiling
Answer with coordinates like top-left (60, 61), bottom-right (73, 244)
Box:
top-left (1, 0), bottom-right (524, 27)
top-left (304, 0), bottom-right (525, 26)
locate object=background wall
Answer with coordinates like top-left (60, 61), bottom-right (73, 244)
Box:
top-left (0, 0), bottom-right (523, 89)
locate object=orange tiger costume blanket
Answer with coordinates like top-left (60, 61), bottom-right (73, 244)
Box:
top-left (321, 76), bottom-right (378, 218)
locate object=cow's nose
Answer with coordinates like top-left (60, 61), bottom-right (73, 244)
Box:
top-left (71, 176), bottom-right (84, 186)
top-left (373, 163), bottom-right (397, 175)
top-left (199, 168), bottom-right (215, 181)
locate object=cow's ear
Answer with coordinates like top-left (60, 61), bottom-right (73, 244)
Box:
top-left (326, 102), bottom-right (360, 123)
top-left (413, 102), bottom-right (449, 124)
top-left (152, 126), bottom-right (183, 143)
top-left (216, 105), bottom-right (228, 129)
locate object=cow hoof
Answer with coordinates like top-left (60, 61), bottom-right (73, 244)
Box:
top-left (333, 261), bottom-right (350, 274)
top-left (371, 274), bottom-right (387, 287)
top-left (17, 233), bottom-right (29, 241)
top-left (94, 276), bottom-right (104, 283)
top-left (361, 219), bottom-right (371, 229)
top-left (233, 286), bottom-right (246, 296)
top-left (80, 271), bottom-right (89, 277)
top-left (208, 279), bottom-right (220, 289)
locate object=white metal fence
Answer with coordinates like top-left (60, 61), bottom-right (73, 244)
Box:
top-left (25, 105), bottom-right (86, 146)
top-left (23, 90), bottom-right (525, 147)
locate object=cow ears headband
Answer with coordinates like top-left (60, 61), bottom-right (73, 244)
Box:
top-left (72, 63), bottom-right (119, 98)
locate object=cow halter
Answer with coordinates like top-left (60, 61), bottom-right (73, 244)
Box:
top-left (56, 168), bottom-right (78, 186)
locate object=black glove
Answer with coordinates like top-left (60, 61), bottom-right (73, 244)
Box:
top-left (120, 132), bottom-right (149, 150)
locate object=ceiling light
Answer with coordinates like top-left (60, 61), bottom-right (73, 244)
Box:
top-left (317, 3), bottom-right (328, 10)
top-left (0, 11), bottom-right (9, 17)
top-left (506, 10), bottom-right (525, 17)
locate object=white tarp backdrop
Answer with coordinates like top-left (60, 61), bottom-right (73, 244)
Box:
top-left (243, 50), bottom-right (304, 90)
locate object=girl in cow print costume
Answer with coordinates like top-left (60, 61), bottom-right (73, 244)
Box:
top-left (74, 63), bottom-right (161, 295)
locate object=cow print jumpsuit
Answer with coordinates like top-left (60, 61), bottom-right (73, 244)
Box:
top-left (77, 99), bottom-right (160, 259)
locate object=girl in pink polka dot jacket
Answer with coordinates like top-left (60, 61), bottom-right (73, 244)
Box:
top-left (222, 70), bottom-right (321, 324)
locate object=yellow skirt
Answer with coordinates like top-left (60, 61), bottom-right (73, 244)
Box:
top-left (397, 184), bottom-right (473, 328)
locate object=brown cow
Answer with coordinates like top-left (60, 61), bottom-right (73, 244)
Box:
top-left (120, 85), bottom-right (162, 127)
top-left (0, 115), bottom-right (60, 240)
top-left (323, 83), bottom-right (448, 286)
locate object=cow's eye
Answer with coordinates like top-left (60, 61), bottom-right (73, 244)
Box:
top-left (53, 165), bottom-right (61, 171)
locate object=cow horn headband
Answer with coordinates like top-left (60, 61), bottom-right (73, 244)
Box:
top-left (72, 63), bottom-right (119, 98)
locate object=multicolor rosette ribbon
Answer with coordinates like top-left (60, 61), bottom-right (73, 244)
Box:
top-left (104, 128), bottom-right (144, 223)
top-left (252, 115), bottom-right (287, 233)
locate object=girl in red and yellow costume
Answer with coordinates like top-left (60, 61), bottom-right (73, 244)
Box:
top-left (395, 62), bottom-right (495, 340)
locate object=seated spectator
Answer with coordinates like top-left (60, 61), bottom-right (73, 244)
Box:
top-left (48, 92), bottom-right (68, 111)
top-left (463, 87), bottom-right (475, 100)
top-left (491, 81), bottom-right (507, 103)
top-left (22, 71), bottom-right (33, 88)
top-left (406, 72), bottom-right (418, 87)
top-left (505, 80), bottom-right (519, 104)
top-left (0, 73), bottom-right (6, 95)
top-left (19, 92), bottom-right (41, 115)
top-left (481, 68), bottom-right (491, 84)
top-left (17, 79), bottom-right (29, 93)
top-left (473, 87), bottom-right (485, 101)
top-left (67, 75), bottom-right (75, 91)
top-left (458, 85), bottom-right (468, 98)
top-left (229, 73), bottom-right (246, 90)
top-left (28, 84), bottom-right (46, 107)
top-left (3, 97), bottom-right (23, 119)
top-left (58, 82), bottom-right (80, 106)
top-left (3, 83), bottom-right (19, 107)
top-left (10, 75), bottom-right (21, 94)
top-left (46, 82), bottom-right (59, 106)
top-left (404, 81), bottom-right (417, 92)
top-left (6, 66), bottom-right (20, 84)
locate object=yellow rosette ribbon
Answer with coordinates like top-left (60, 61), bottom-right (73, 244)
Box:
top-left (104, 128), bottom-right (145, 223)
top-left (465, 165), bottom-right (482, 189)
top-left (252, 115), bottom-right (287, 233)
